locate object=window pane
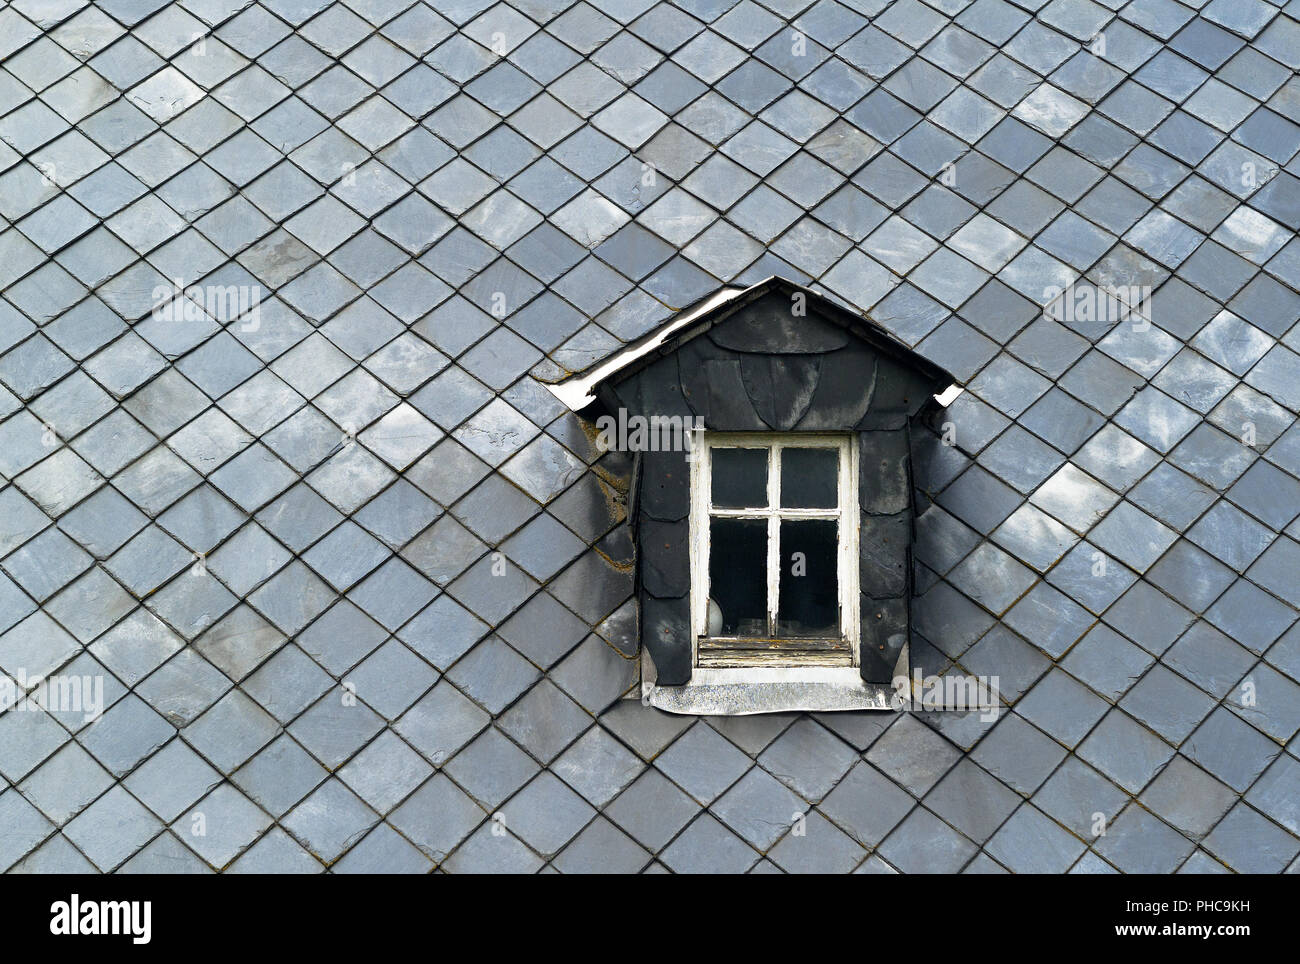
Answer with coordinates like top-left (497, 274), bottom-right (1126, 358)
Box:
top-left (777, 520), bottom-right (839, 637)
top-left (711, 447), bottom-right (768, 508)
top-left (780, 447), bottom-right (838, 508)
top-left (708, 518), bottom-right (767, 636)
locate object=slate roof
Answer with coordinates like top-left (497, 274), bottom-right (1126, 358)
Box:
top-left (0, 0), bottom-right (1298, 874)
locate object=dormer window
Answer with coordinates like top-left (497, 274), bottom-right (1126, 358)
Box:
top-left (693, 433), bottom-right (860, 668)
top-left (552, 277), bottom-right (954, 714)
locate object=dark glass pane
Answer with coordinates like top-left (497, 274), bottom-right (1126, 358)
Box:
top-left (780, 447), bottom-right (838, 508)
top-left (777, 520), bottom-right (839, 637)
top-left (708, 518), bottom-right (768, 636)
top-left (711, 447), bottom-right (768, 508)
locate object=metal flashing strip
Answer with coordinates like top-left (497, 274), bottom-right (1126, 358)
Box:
top-left (546, 283), bottom-right (748, 410)
top-left (638, 650), bottom-right (908, 715)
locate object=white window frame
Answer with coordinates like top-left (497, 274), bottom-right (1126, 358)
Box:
top-left (688, 432), bottom-right (861, 669)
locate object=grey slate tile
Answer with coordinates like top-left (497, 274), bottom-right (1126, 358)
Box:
top-left (443, 725), bottom-right (540, 810)
top-left (550, 723), bottom-right (640, 806)
top-left (1203, 803), bottom-right (1298, 873)
top-left (499, 770), bottom-right (595, 857)
top-left (1045, 539), bottom-right (1138, 615)
top-left (174, 783), bottom-right (272, 869)
top-left (986, 803), bottom-right (1086, 873)
top-left (1183, 706), bottom-right (1280, 792)
top-left (605, 767), bottom-right (698, 851)
top-left (878, 806), bottom-right (978, 873)
top-left (281, 777), bottom-right (378, 864)
top-left (338, 810), bottom-right (425, 874)
top-left (1226, 661), bottom-right (1300, 743)
top-left (62, 785), bottom-right (161, 871)
top-left (440, 820), bottom-right (544, 873)
top-left (1140, 754), bottom-right (1238, 840)
top-left (654, 721), bottom-right (751, 804)
top-left (710, 765), bottom-right (806, 851)
top-left (1102, 581), bottom-right (1194, 656)
top-left (1094, 802), bottom-right (1195, 873)
top-left (553, 812), bottom-right (651, 873)
top-left (1205, 579), bottom-right (1297, 653)
top-left (936, 465), bottom-right (1022, 535)
top-left (767, 808), bottom-right (865, 873)
top-left (117, 831), bottom-right (211, 875)
top-left (1017, 667), bottom-right (1110, 747)
top-left (866, 714), bottom-right (962, 797)
top-left (923, 757), bottom-right (1020, 845)
top-left (971, 712), bottom-right (1068, 795)
top-left (1164, 621), bottom-right (1255, 698)
top-left (658, 812), bottom-right (758, 873)
top-left (1002, 582), bottom-right (1094, 658)
top-left (960, 624), bottom-right (1051, 702)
